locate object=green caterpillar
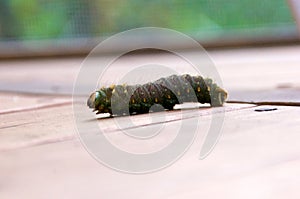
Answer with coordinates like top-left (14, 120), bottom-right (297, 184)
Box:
top-left (87, 74), bottom-right (227, 116)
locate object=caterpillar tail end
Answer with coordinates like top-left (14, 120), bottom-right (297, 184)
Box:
top-left (211, 87), bottom-right (228, 107)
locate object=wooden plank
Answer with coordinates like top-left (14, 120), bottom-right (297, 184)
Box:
top-left (0, 92), bottom-right (71, 114)
top-left (227, 88), bottom-right (300, 104)
top-left (210, 46), bottom-right (300, 102)
top-left (0, 58), bottom-right (81, 94)
top-left (0, 105), bottom-right (299, 199)
top-left (0, 105), bottom-right (75, 151)
top-left (0, 102), bottom-right (254, 151)
top-left (95, 103), bottom-right (255, 132)
top-left (1, 46), bottom-right (300, 103)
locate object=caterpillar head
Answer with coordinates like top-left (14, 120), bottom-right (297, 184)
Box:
top-left (87, 90), bottom-right (111, 113)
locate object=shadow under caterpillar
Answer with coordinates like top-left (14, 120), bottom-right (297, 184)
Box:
top-left (87, 74), bottom-right (227, 116)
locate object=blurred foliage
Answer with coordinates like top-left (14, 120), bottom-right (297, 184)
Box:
top-left (0, 0), bottom-right (295, 40)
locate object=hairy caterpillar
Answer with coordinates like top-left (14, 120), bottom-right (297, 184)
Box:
top-left (87, 74), bottom-right (227, 116)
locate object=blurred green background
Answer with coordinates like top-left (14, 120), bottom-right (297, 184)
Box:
top-left (0, 0), bottom-right (295, 41)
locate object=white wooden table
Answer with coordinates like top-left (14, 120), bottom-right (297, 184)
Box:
top-left (1, 45), bottom-right (300, 199)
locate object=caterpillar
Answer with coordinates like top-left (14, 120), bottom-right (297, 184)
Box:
top-left (87, 74), bottom-right (227, 116)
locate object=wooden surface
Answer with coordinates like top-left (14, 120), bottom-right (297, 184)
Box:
top-left (1, 46), bottom-right (300, 198)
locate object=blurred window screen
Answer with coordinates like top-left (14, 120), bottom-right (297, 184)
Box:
top-left (0, 0), bottom-right (297, 57)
